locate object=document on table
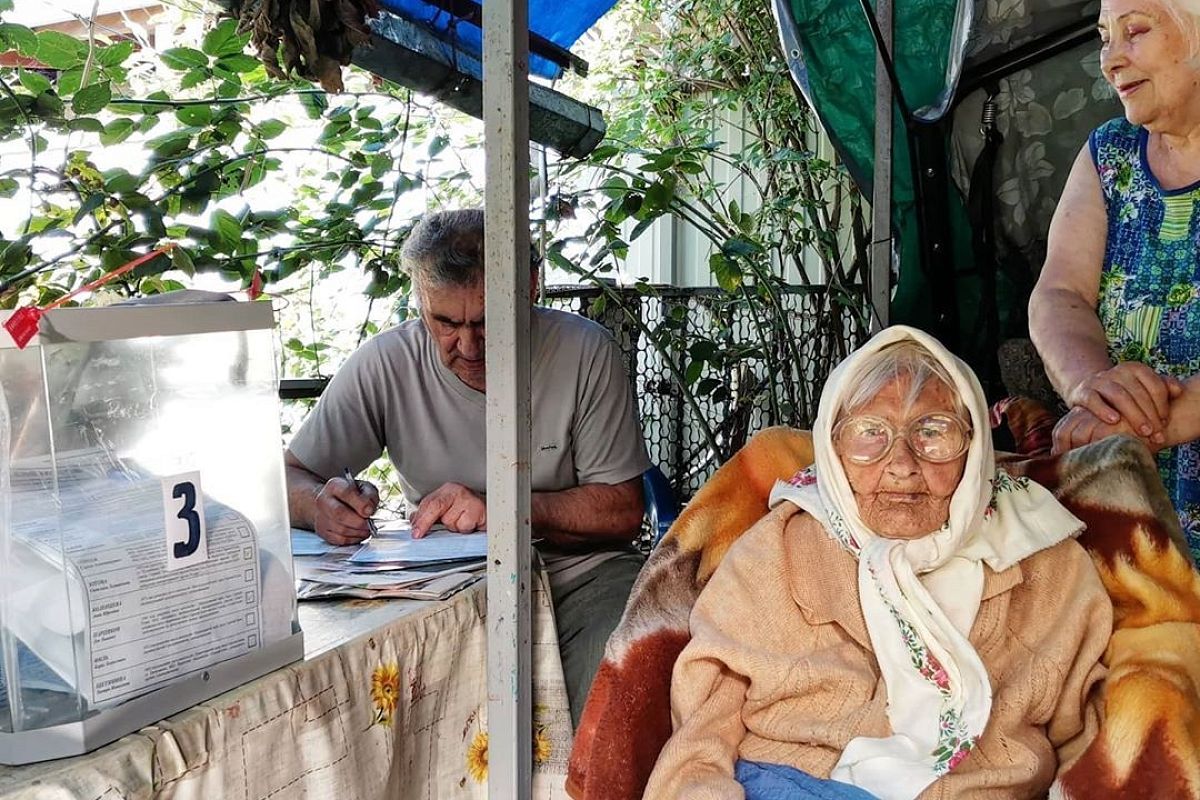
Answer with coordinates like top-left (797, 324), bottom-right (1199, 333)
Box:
top-left (294, 560), bottom-right (483, 588)
top-left (348, 528), bottom-right (488, 564)
top-left (295, 571), bottom-right (482, 601)
top-left (290, 529), bottom-right (337, 557)
top-left (290, 518), bottom-right (411, 557)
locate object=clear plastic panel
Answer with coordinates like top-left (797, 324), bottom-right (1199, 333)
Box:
top-left (0, 317), bottom-right (296, 733)
top-left (0, 343), bottom-right (87, 733)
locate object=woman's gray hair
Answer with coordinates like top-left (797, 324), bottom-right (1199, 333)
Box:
top-left (1154, 0), bottom-right (1200, 52)
top-left (838, 340), bottom-right (968, 419)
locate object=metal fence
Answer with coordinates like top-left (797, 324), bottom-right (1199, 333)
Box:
top-left (544, 284), bottom-right (868, 501)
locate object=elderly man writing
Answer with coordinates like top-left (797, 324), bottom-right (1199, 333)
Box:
top-left (285, 208), bottom-right (651, 725)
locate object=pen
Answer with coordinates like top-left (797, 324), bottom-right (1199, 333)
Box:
top-left (342, 467), bottom-right (380, 537)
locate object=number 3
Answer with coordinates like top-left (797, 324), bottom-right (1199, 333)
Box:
top-left (173, 481), bottom-right (201, 559)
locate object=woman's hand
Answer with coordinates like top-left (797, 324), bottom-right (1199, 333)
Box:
top-left (1051, 406), bottom-right (1150, 455)
top-left (1066, 362), bottom-right (1184, 444)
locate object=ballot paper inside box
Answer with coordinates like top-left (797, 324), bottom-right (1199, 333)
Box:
top-left (0, 302), bottom-right (303, 765)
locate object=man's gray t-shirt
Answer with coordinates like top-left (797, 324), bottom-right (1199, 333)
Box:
top-left (288, 307), bottom-right (651, 577)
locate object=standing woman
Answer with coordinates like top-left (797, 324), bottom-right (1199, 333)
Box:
top-left (1029, 0), bottom-right (1200, 557)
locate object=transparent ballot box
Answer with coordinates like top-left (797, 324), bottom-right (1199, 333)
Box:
top-left (0, 301), bottom-right (303, 764)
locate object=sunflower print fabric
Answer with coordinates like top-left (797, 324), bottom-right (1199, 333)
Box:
top-left (370, 662), bottom-right (401, 726)
top-left (462, 724), bottom-right (554, 784)
top-left (1091, 116), bottom-right (1200, 560)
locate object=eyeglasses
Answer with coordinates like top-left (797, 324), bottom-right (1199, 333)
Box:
top-left (833, 413), bottom-right (972, 465)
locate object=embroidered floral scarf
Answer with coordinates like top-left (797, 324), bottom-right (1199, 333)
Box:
top-left (769, 326), bottom-right (1084, 800)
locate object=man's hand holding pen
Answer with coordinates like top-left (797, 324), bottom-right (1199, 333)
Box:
top-left (342, 468), bottom-right (380, 537)
top-left (310, 468), bottom-right (380, 546)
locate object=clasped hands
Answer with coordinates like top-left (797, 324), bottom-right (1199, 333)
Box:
top-left (314, 477), bottom-right (485, 545)
top-left (1052, 361), bottom-right (1184, 455)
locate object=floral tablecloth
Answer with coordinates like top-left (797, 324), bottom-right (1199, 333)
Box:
top-left (0, 574), bottom-right (573, 800)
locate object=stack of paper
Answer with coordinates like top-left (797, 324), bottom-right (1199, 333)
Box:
top-left (291, 523), bottom-right (486, 602)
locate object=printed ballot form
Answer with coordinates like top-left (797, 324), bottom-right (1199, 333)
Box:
top-left (7, 463), bottom-right (264, 707)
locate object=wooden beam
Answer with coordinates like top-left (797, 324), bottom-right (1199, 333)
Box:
top-left (483, 0), bottom-right (532, 794)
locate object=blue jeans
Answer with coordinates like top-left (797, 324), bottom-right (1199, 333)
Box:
top-left (735, 760), bottom-right (878, 800)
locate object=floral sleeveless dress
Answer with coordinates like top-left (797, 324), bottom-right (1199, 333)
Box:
top-left (1091, 117), bottom-right (1200, 561)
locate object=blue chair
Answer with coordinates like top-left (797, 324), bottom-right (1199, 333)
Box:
top-left (643, 465), bottom-right (680, 546)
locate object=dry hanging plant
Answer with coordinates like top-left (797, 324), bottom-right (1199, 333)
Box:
top-left (237, 0), bottom-right (381, 92)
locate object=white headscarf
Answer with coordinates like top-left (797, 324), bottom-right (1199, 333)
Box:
top-left (769, 326), bottom-right (1083, 800)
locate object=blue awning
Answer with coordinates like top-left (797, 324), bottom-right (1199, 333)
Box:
top-left (377, 0), bottom-right (616, 79)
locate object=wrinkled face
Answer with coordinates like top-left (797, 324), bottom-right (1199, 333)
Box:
top-left (838, 376), bottom-right (969, 540)
top-left (1098, 0), bottom-right (1200, 130)
top-left (418, 279), bottom-right (487, 392)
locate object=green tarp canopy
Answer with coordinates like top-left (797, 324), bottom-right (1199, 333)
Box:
top-left (773, 0), bottom-right (1120, 395)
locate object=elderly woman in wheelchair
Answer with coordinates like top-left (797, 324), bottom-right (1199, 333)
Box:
top-left (643, 326), bottom-right (1112, 800)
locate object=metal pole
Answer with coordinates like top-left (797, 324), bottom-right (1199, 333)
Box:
top-left (483, 0), bottom-right (532, 795)
top-left (870, 0), bottom-right (893, 332)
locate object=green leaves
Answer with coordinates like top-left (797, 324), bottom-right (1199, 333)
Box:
top-left (172, 247), bottom-right (196, 277)
top-left (0, 23), bottom-right (37, 57)
top-left (180, 68), bottom-right (208, 90)
top-left (175, 104), bottom-right (212, 127)
top-left (218, 54), bottom-right (261, 73)
top-left (100, 118), bottom-right (135, 145)
top-left (71, 82), bottom-right (111, 115)
top-left (34, 30), bottom-right (87, 69)
top-left (370, 153), bottom-right (392, 178)
top-left (709, 252), bottom-right (743, 292)
top-left (146, 130), bottom-right (192, 157)
top-left (68, 117), bottom-right (104, 133)
top-left (642, 179), bottom-right (675, 212)
top-left (210, 208), bottom-right (243, 252)
top-left (722, 236), bottom-right (762, 258)
top-left (72, 193), bottom-right (105, 225)
top-left (300, 92), bottom-right (328, 119)
top-left (1, 240), bottom-right (31, 271)
top-left (256, 118), bottom-right (287, 140)
top-left (0, 14), bottom-right (490, 362)
top-left (32, 91), bottom-right (63, 117)
top-left (599, 176), bottom-right (628, 199)
top-left (284, 337), bottom-right (330, 362)
top-left (97, 41), bottom-right (136, 67)
top-left (103, 168), bottom-right (139, 194)
top-left (202, 19), bottom-right (250, 58)
top-left (54, 66), bottom-right (85, 97)
top-left (589, 144), bottom-right (619, 161)
top-left (17, 69), bottom-right (50, 95)
top-left (161, 47), bottom-right (208, 71)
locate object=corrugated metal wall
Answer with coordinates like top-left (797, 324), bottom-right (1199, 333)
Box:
top-left (620, 104), bottom-right (855, 288)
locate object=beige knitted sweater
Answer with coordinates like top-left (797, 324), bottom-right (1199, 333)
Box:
top-left (643, 503), bottom-right (1112, 800)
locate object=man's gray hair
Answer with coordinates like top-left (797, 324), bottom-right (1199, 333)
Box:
top-left (401, 208), bottom-right (540, 291)
top-left (839, 340), bottom-right (968, 419)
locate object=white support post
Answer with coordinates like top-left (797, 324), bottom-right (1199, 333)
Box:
top-left (870, 0), bottom-right (893, 332)
top-left (483, 0), bottom-right (532, 796)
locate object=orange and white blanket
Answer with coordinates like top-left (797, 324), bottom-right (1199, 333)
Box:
top-left (566, 427), bottom-right (1200, 800)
